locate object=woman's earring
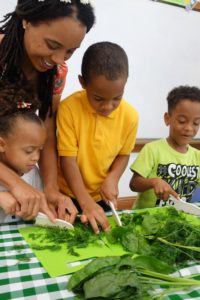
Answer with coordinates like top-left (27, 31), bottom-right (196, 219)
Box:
top-left (22, 20), bottom-right (26, 30)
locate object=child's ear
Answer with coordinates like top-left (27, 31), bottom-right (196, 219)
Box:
top-left (0, 138), bottom-right (6, 152)
top-left (164, 112), bottom-right (170, 126)
top-left (78, 75), bottom-right (86, 89)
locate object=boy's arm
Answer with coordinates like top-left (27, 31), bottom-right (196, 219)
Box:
top-left (130, 172), bottom-right (156, 192)
top-left (100, 155), bottom-right (130, 207)
top-left (130, 172), bottom-right (178, 200)
top-left (60, 156), bottom-right (110, 233)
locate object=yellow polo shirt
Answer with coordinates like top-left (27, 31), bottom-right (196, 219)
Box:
top-left (57, 90), bottom-right (138, 201)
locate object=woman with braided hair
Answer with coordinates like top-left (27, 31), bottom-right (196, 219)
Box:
top-left (0, 0), bottom-right (95, 222)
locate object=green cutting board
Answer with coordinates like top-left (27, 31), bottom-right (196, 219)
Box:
top-left (20, 207), bottom-right (200, 278)
top-left (19, 217), bottom-right (127, 277)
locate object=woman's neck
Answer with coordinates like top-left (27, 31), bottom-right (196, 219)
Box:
top-left (21, 53), bottom-right (39, 92)
top-left (21, 53), bottom-right (38, 81)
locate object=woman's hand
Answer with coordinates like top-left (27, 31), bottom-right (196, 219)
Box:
top-left (10, 180), bottom-right (53, 220)
top-left (0, 192), bottom-right (20, 215)
top-left (44, 188), bottom-right (78, 224)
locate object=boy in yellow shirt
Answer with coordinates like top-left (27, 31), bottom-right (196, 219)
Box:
top-left (57, 42), bottom-right (138, 233)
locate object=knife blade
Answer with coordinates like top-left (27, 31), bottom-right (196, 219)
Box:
top-left (35, 212), bottom-right (74, 230)
top-left (109, 201), bottom-right (122, 226)
top-left (169, 195), bottom-right (200, 216)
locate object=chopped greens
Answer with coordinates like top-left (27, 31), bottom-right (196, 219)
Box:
top-left (29, 220), bottom-right (106, 256)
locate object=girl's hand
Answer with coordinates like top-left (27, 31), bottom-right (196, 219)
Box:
top-left (100, 176), bottom-right (118, 208)
top-left (151, 178), bottom-right (178, 200)
top-left (0, 192), bottom-right (20, 215)
top-left (44, 188), bottom-right (78, 224)
top-left (81, 199), bottom-right (110, 234)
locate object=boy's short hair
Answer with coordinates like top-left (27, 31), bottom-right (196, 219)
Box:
top-left (167, 86), bottom-right (200, 113)
top-left (81, 41), bottom-right (129, 84)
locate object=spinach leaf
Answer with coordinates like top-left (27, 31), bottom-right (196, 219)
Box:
top-left (68, 256), bottom-right (121, 291)
top-left (132, 255), bottom-right (175, 274)
top-left (83, 269), bottom-right (140, 299)
top-left (141, 215), bottom-right (160, 235)
top-left (121, 232), bottom-right (139, 252)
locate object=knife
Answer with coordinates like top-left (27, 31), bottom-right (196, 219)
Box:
top-left (108, 201), bottom-right (122, 226)
top-left (168, 195), bottom-right (200, 216)
top-left (35, 212), bottom-right (74, 230)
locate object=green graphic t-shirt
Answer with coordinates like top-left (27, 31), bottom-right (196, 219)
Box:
top-left (130, 139), bottom-right (200, 208)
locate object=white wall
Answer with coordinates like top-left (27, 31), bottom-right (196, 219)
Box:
top-left (118, 153), bottom-right (138, 197)
top-left (1, 0), bottom-right (200, 196)
top-left (64, 0), bottom-right (200, 139)
top-left (0, 1), bottom-right (16, 17)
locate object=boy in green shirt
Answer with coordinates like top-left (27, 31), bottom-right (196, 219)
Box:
top-left (130, 86), bottom-right (200, 208)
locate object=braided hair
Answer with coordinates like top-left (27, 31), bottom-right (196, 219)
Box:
top-left (0, 79), bottom-right (42, 137)
top-left (0, 0), bottom-right (95, 119)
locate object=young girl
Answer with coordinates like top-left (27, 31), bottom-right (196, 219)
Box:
top-left (0, 0), bottom-right (95, 221)
top-left (0, 80), bottom-right (55, 223)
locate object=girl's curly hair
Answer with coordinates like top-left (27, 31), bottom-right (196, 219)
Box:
top-left (0, 79), bottom-right (40, 116)
top-left (0, 79), bottom-right (43, 136)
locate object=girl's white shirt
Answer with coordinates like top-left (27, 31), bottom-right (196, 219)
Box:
top-left (0, 166), bottom-right (43, 223)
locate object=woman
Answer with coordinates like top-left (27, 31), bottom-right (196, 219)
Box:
top-left (0, 0), bottom-right (95, 222)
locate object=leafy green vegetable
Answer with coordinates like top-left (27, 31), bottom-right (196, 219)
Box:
top-left (121, 231), bottom-right (139, 252)
top-left (68, 255), bottom-right (200, 299)
top-left (68, 256), bottom-right (121, 291)
top-left (83, 269), bottom-right (140, 299)
top-left (132, 255), bottom-right (175, 274)
top-left (29, 220), bottom-right (106, 256)
top-left (27, 206), bottom-right (200, 298)
top-left (141, 215), bottom-right (160, 235)
top-left (68, 255), bottom-right (151, 299)
top-left (29, 206), bottom-right (200, 268)
top-left (117, 206), bottom-right (200, 266)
